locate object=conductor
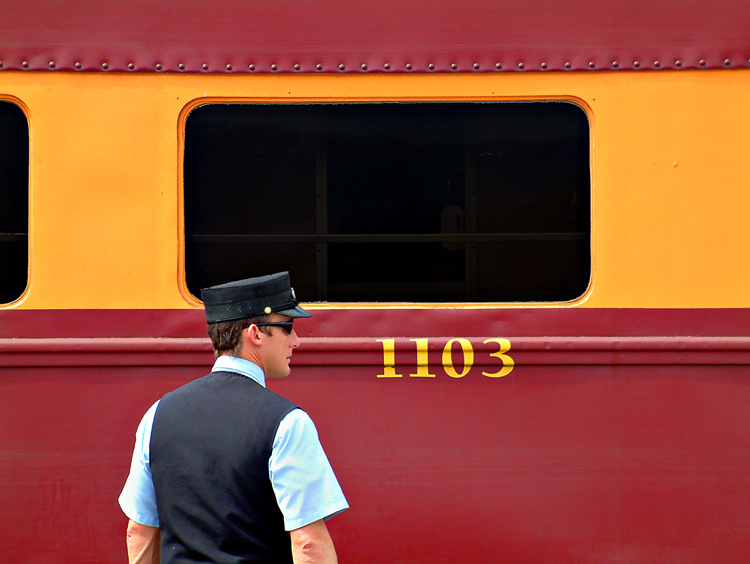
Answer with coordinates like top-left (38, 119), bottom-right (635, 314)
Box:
top-left (119, 272), bottom-right (348, 563)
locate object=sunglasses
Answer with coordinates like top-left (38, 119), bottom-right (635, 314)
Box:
top-left (244, 320), bottom-right (295, 335)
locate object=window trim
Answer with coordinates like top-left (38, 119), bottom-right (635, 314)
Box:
top-left (177, 95), bottom-right (594, 309)
top-left (0, 96), bottom-right (31, 307)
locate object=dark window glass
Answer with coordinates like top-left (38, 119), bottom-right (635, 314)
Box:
top-left (0, 102), bottom-right (29, 304)
top-left (184, 102), bottom-right (590, 303)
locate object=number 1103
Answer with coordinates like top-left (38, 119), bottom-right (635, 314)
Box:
top-left (376, 338), bottom-right (514, 379)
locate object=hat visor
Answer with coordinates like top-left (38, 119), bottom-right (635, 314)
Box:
top-left (277, 305), bottom-right (311, 318)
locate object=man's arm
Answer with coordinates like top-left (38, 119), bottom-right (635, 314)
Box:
top-left (290, 519), bottom-right (337, 564)
top-left (126, 519), bottom-right (160, 564)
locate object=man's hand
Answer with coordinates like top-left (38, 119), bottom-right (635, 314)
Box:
top-left (126, 519), bottom-right (160, 564)
top-left (290, 519), bottom-right (338, 564)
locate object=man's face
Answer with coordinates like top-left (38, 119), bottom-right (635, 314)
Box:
top-left (257, 313), bottom-right (301, 378)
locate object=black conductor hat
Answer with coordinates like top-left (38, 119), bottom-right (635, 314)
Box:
top-left (201, 272), bottom-right (311, 323)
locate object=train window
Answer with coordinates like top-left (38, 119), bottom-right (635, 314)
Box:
top-left (0, 101), bottom-right (29, 304)
top-left (184, 102), bottom-right (590, 303)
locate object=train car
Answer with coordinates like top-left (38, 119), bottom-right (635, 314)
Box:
top-left (2, 1), bottom-right (750, 562)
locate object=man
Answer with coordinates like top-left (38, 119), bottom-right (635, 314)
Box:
top-left (119, 272), bottom-right (348, 564)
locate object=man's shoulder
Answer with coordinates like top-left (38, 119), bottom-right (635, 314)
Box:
top-left (161, 371), bottom-right (215, 397)
top-left (163, 370), bottom-right (298, 411)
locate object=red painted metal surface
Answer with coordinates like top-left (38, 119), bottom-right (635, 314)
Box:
top-left (3, 335), bottom-right (750, 368)
top-left (2, 309), bottom-right (750, 562)
top-left (1, 0), bottom-right (749, 73)
top-left (2, 307), bottom-right (750, 338)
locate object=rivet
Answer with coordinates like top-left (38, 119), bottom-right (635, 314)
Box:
top-left (588, 61), bottom-right (595, 68)
top-left (653, 60), bottom-right (660, 68)
top-left (473, 63), bottom-right (480, 70)
top-left (271, 64), bottom-right (278, 71)
top-left (405, 63), bottom-right (412, 70)
top-left (339, 64), bottom-right (345, 71)
top-left (264, 307), bottom-right (272, 314)
top-left (517, 62), bottom-right (524, 70)
top-left (450, 63), bottom-right (458, 70)
top-left (361, 63), bottom-right (367, 71)
top-left (294, 63), bottom-right (301, 71)
top-left (128, 63), bottom-right (135, 70)
top-left (675, 60), bottom-right (682, 67)
top-left (540, 62), bottom-right (547, 69)
top-left (724, 58), bottom-right (731, 66)
top-left (612, 61), bottom-right (619, 68)
top-left (75, 62), bottom-right (82, 70)
top-left (202, 63), bottom-right (209, 71)
top-left (428, 63), bottom-right (434, 70)
top-left (226, 64), bottom-right (232, 71)
top-left (316, 64), bottom-right (323, 71)
top-left (633, 60), bottom-right (641, 68)
top-left (383, 63), bottom-right (390, 70)
top-left (0, 62), bottom-right (4, 69)
top-left (155, 63), bottom-right (163, 71)
top-left (179, 63), bottom-right (186, 70)
top-left (564, 61), bottom-right (571, 69)
top-left (102, 62), bottom-right (109, 70)
top-left (495, 63), bottom-right (502, 70)
top-left (49, 61), bottom-right (56, 69)
top-left (22, 61), bottom-right (29, 68)
top-left (699, 59), bottom-right (706, 66)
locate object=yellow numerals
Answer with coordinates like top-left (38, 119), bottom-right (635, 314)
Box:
top-left (377, 337), bottom-right (514, 379)
top-left (442, 338), bottom-right (474, 378)
top-left (410, 338), bottom-right (436, 377)
top-left (481, 338), bottom-right (514, 378)
top-left (376, 339), bottom-right (402, 378)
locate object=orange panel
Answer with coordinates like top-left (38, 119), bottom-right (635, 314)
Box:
top-left (0, 70), bottom-right (747, 309)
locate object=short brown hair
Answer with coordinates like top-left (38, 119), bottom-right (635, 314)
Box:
top-left (206, 313), bottom-right (271, 358)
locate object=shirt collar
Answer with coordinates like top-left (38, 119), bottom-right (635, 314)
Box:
top-left (211, 356), bottom-right (266, 388)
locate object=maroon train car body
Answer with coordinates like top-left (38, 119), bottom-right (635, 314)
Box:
top-left (2, 1), bottom-right (750, 563)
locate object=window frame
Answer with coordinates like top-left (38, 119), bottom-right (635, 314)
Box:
top-left (0, 97), bottom-right (30, 306)
top-left (178, 96), bottom-right (594, 308)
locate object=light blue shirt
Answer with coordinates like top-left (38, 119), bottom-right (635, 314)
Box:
top-left (119, 356), bottom-right (348, 531)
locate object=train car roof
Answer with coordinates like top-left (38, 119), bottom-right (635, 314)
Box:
top-left (1, 0), bottom-right (749, 74)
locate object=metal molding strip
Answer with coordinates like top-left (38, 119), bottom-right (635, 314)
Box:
top-left (2, 336), bottom-right (749, 367)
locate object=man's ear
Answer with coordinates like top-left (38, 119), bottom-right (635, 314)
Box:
top-left (245, 324), bottom-right (264, 346)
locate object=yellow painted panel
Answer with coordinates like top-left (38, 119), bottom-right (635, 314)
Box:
top-left (0, 70), bottom-right (747, 309)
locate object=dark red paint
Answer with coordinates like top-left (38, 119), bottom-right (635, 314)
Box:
top-left (1, 307), bottom-right (749, 562)
top-left (1, 0), bottom-right (749, 73)
top-left (2, 307), bottom-right (750, 339)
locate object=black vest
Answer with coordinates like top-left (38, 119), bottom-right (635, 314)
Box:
top-left (151, 370), bottom-right (298, 564)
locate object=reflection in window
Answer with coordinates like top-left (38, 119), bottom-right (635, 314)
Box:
top-left (184, 102), bottom-right (590, 303)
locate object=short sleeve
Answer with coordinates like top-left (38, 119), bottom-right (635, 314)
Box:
top-left (269, 409), bottom-right (348, 531)
top-left (118, 401), bottom-right (160, 527)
